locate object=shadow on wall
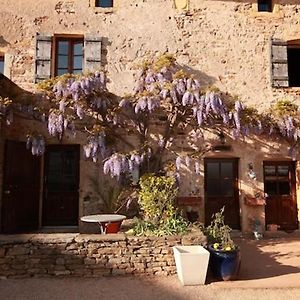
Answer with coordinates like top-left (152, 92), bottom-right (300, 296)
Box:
top-left (100, 37), bottom-right (111, 69)
top-left (0, 73), bottom-right (33, 100)
top-left (0, 36), bottom-right (9, 47)
top-left (182, 65), bottom-right (217, 87)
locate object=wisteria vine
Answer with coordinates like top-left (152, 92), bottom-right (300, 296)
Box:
top-left (2, 53), bottom-right (300, 181)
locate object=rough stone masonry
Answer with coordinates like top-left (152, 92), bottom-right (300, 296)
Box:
top-left (0, 233), bottom-right (206, 278)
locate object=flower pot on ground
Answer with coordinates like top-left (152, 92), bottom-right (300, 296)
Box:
top-left (203, 207), bottom-right (241, 281)
top-left (173, 245), bottom-right (210, 286)
top-left (208, 244), bottom-right (241, 281)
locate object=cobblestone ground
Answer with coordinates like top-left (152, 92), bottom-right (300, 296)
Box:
top-left (1, 276), bottom-right (300, 300)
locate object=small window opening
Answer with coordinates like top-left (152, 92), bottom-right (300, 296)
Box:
top-left (257, 0), bottom-right (273, 12)
top-left (95, 0), bottom-right (113, 8)
top-left (0, 55), bottom-right (4, 74)
top-left (288, 42), bottom-right (300, 87)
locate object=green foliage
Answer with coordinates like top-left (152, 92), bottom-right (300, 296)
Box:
top-left (36, 73), bottom-right (78, 92)
top-left (89, 176), bottom-right (127, 213)
top-left (153, 53), bottom-right (176, 72)
top-left (138, 174), bottom-right (178, 224)
top-left (202, 207), bottom-right (236, 251)
top-left (270, 99), bottom-right (298, 117)
top-left (131, 218), bottom-right (156, 236)
top-left (131, 214), bottom-right (189, 236)
top-left (155, 215), bottom-right (189, 236)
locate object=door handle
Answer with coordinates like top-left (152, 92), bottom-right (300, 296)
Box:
top-left (4, 190), bottom-right (11, 194)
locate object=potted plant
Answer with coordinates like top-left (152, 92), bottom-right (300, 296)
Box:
top-left (88, 176), bottom-right (136, 233)
top-left (203, 207), bottom-right (241, 281)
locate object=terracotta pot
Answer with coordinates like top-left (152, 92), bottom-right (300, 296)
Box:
top-left (101, 220), bottom-right (122, 233)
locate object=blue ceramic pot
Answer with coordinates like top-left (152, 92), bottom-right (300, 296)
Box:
top-left (208, 244), bottom-right (241, 281)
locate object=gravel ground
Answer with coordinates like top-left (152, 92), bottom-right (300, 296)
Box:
top-left (1, 276), bottom-right (300, 300)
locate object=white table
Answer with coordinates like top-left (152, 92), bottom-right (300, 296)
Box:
top-left (80, 214), bottom-right (126, 234)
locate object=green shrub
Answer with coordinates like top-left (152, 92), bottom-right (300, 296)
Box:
top-left (132, 215), bottom-right (189, 237)
top-left (138, 174), bottom-right (178, 225)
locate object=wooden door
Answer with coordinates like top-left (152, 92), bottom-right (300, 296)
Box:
top-left (204, 158), bottom-right (240, 229)
top-left (43, 145), bottom-right (80, 226)
top-left (264, 161), bottom-right (298, 230)
top-left (1, 140), bottom-right (41, 233)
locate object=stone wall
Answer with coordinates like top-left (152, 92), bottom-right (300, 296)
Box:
top-left (0, 0), bottom-right (299, 104)
top-left (0, 233), bottom-right (206, 279)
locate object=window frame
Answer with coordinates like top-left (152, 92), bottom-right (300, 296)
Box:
top-left (263, 161), bottom-right (293, 196)
top-left (53, 35), bottom-right (84, 77)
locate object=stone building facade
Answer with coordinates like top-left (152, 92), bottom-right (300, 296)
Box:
top-left (1, 0), bottom-right (300, 233)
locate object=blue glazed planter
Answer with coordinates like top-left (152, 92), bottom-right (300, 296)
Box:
top-left (208, 245), bottom-right (241, 281)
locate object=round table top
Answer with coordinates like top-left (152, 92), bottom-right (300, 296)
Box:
top-left (80, 214), bottom-right (126, 223)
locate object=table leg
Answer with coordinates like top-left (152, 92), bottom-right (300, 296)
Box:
top-left (97, 222), bottom-right (106, 234)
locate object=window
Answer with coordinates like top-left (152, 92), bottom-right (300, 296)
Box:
top-left (287, 43), bottom-right (300, 87)
top-left (0, 55), bottom-right (4, 74)
top-left (95, 0), bottom-right (113, 8)
top-left (55, 37), bottom-right (84, 76)
top-left (264, 163), bottom-right (291, 196)
top-left (257, 0), bottom-right (272, 12)
top-left (35, 33), bottom-right (102, 82)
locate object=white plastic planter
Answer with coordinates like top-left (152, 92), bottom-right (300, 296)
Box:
top-left (173, 245), bottom-right (210, 286)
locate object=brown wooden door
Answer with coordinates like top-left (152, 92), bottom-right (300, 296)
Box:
top-left (264, 161), bottom-right (298, 230)
top-left (1, 140), bottom-right (41, 233)
top-left (204, 158), bottom-right (240, 229)
top-left (43, 145), bottom-right (79, 226)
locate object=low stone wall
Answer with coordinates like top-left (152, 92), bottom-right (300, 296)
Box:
top-left (0, 233), bottom-right (206, 279)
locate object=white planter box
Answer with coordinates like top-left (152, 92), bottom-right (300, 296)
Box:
top-left (173, 245), bottom-right (210, 286)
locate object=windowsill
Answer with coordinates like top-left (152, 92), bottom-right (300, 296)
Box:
top-left (93, 7), bottom-right (114, 14)
top-left (250, 11), bottom-right (283, 19)
top-left (250, 4), bottom-right (283, 19)
top-left (272, 87), bottom-right (300, 92)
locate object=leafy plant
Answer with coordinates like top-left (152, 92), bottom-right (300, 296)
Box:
top-left (138, 174), bottom-right (178, 225)
top-left (131, 218), bottom-right (156, 236)
top-left (131, 214), bottom-right (189, 236)
top-left (89, 176), bottom-right (132, 213)
top-left (155, 215), bottom-right (189, 236)
top-left (202, 207), bottom-right (236, 251)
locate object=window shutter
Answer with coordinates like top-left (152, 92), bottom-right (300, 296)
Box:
top-left (4, 53), bottom-right (13, 79)
top-left (35, 33), bottom-right (52, 83)
top-left (84, 35), bottom-right (102, 72)
top-left (271, 39), bottom-right (289, 88)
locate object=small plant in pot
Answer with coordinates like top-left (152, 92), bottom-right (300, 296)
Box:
top-left (89, 176), bottom-right (137, 233)
top-left (203, 207), bottom-right (241, 281)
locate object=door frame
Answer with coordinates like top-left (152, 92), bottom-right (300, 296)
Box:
top-left (1, 140), bottom-right (41, 233)
top-left (263, 160), bottom-right (298, 230)
top-left (42, 144), bottom-right (80, 227)
top-left (204, 157), bottom-right (240, 229)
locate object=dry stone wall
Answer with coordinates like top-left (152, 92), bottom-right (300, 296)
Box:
top-left (0, 233), bottom-right (206, 279)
